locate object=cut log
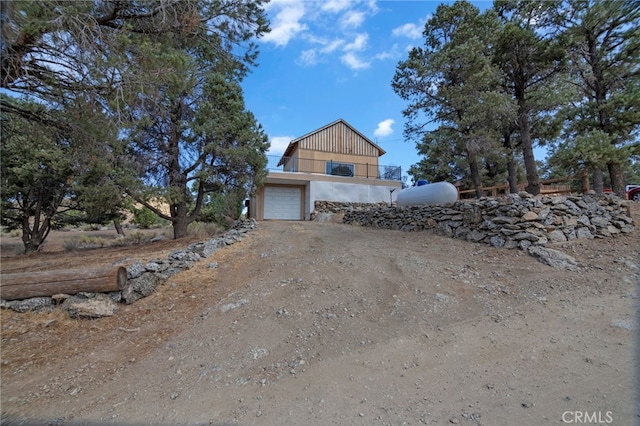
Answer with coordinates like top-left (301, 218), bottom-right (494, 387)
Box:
top-left (0, 267), bottom-right (127, 301)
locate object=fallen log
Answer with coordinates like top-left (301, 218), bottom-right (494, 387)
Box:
top-left (0, 266), bottom-right (128, 301)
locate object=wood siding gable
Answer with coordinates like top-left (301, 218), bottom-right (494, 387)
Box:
top-left (281, 119), bottom-right (385, 160)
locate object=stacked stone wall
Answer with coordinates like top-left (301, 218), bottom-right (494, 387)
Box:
top-left (2, 219), bottom-right (258, 314)
top-left (315, 193), bottom-right (633, 250)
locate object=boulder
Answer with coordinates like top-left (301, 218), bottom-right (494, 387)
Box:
top-left (527, 246), bottom-right (578, 271)
top-left (122, 272), bottom-right (159, 304)
top-left (63, 293), bottom-right (118, 318)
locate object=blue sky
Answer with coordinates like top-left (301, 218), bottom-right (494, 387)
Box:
top-left (242, 0), bottom-right (494, 180)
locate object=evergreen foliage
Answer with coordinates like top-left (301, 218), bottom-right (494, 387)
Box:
top-left (1, 0), bottom-right (271, 247)
top-left (393, 0), bottom-right (639, 195)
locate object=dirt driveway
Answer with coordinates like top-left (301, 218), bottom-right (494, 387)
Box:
top-left (1, 213), bottom-right (639, 425)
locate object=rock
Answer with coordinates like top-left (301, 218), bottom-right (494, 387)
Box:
top-left (512, 232), bottom-right (538, 241)
top-left (610, 318), bottom-right (635, 330)
top-left (314, 212), bottom-right (335, 222)
top-left (466, 230), bottom-right (486, 242)
top-left (145, 261), bottom-right (161, 273)
top-left (189, 238), bottom-right (225, 258)
top-left (564, 199), bottom-right (581, 214)
top-left (547, 230), bottom-right (567, 242)
top-left (527, 246), bottom-right (578, 271)
top-left (63, 294), bottom-right (118, 318)
top-left (107, 292), bottom-right (122, 303)
top-left (126, 262), bottom-right (146, 279)
top-left (462, 207), bottom-right (483, 224)
top-left (577, 215), bottom-right (591, 226)
top-left (606, 225), bottom-right (620, 234)
top-left (435, 293), bottom-right (449, 302)
top-left (522, 211), bottom-right (538, 221)
top-left (489, 235), bottom-right (505, 247)
top-left (208, 262), bottom-right (219, 269)
top-left (590, 216), bottom-right (610, 228)
top-left (615, 258), bottom-right (638, 271)
top-left (3, 297), bottom-right (54, 313)
top-left (150, 234), bottom-right (166, 242)
top-left (52, 293), bottom-right (71, 303)
top-left (492, 216), bottom-right (520, 225)
top-left (122, 273), bottom-right (160, 304)
top-left (519, 240), bottom-right (532, 250)
top-left (576, 227), bottom-right (594, 239)
top-left (504, 240), bottom-right (519, 249)
top-left (220, 299), bottom-right (249, 312)
top-left (169, 250), bottom-right (202, 262)
top-left (453, 226), bottom-right (469, 238)
top-left (537, 207), bottom-right (551, 220)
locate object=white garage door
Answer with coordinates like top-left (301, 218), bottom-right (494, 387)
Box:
top-left (264, 186), bottom-right (302, 220)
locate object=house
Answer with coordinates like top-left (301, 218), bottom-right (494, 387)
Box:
top-left (250, 118), bottom-right (402, 220)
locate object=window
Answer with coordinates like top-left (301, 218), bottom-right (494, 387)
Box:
top-left (326, 161), bottom-right (354, 177)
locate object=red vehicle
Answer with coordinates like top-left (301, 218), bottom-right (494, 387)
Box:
top-left (627, 185), bottom-right (640, 201)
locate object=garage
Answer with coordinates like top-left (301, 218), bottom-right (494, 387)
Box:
top-left (263, 186), bottom-right (303, 220)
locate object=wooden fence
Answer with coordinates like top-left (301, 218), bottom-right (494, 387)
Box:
top-left (458, 176), bottom-right (587, 199)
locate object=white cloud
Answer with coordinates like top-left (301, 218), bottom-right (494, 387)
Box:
top-left (341, 52), bottom-right (370, 70)
top-left (343, 33), bottom-right (368, 52)
top-left (297, 49), bottom-right (318, 66)
top-left (392, 23), bottom-right (423, 40)
top-left (321, 39), bottom-right (345, 53)
top-left (374, 119), bottom-right (395, 137)
top-left (261, 1), bottom-right (381, 70)
top-left (297, 38), bottom-right (344, 66)
top-left (305, 35), bottom-right (345, 52)
top-left (268, 136), bottom-right (294, 156)
top-left (374, 43), bottom-right (401, 61)
top-left (373, 51), bottom-right (393, 61)
top-left (321, 0), bottom-right (352, 13)
top-left (341, 11), bottom-right (365, 28)
top-left (366, 0), bottom-right (379, 14)
top-left (261, 2), bottom-right (307, 47)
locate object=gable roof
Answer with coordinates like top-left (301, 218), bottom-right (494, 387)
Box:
top-left (279, 118), bottom-right (386, 161)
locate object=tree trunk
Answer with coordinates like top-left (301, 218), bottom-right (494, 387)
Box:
top-left (468, 153), bottom-right (483, 198)
top-left (503, 132), bottom-right (519, 194)
top-left (607, 162), bottom-right (625, 197)
top-left (172, 203), bottom-right (189, 239)
top-left (593, 168), bottom-right (604, 195)
top-left (114, 219), bottom-right (125, 236)
top-left (0, 266), bottom-right (127, 301)
top-left (167, 98), bottom-right (192, 240)
top-left (21, 215), bottom-right (51, 253)
top-left (580, 168), bottom-right (590, 193)
top-left (507, 155), bottom-right (518, 194)
top-left (518, 102), bottom-right (540, 195)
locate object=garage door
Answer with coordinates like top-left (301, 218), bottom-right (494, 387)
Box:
top-left (264, 186), bottom-right (302, 220)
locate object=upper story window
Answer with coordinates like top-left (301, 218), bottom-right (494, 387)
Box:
top-left (326, 161), bottom-right (354, 177)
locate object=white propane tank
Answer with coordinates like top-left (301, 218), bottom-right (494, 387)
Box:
top-left (396, 181), bottom-right (458, 206)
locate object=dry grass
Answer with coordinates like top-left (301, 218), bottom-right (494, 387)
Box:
top-left (1, 308), bottom-right (80, 370)
top-left (187, 221), bottom-right (223, 239)
top-left (0, 221), bottom-right (235, 373)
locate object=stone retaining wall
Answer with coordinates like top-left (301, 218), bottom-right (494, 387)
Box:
top-left (315, 193), bottom-right (634, 250)
top-left (1, 219), bottom-right (258, 316)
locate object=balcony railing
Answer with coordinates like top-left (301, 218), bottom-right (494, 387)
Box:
top-left (266, 155), bottom-right (401, 181)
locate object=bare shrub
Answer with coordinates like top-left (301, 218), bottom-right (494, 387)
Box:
top-left (187, 222), bottom-right (222, 239)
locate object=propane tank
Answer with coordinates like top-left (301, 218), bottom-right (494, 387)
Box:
top-left (396, 181), bottom-right (458, 206)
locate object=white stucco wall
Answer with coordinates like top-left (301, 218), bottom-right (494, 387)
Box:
top-left (307, 180), bottom-right (400, 219)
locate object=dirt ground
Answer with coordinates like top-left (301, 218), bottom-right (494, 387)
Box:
top-left (1, 207), bottom-right (639, 426)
